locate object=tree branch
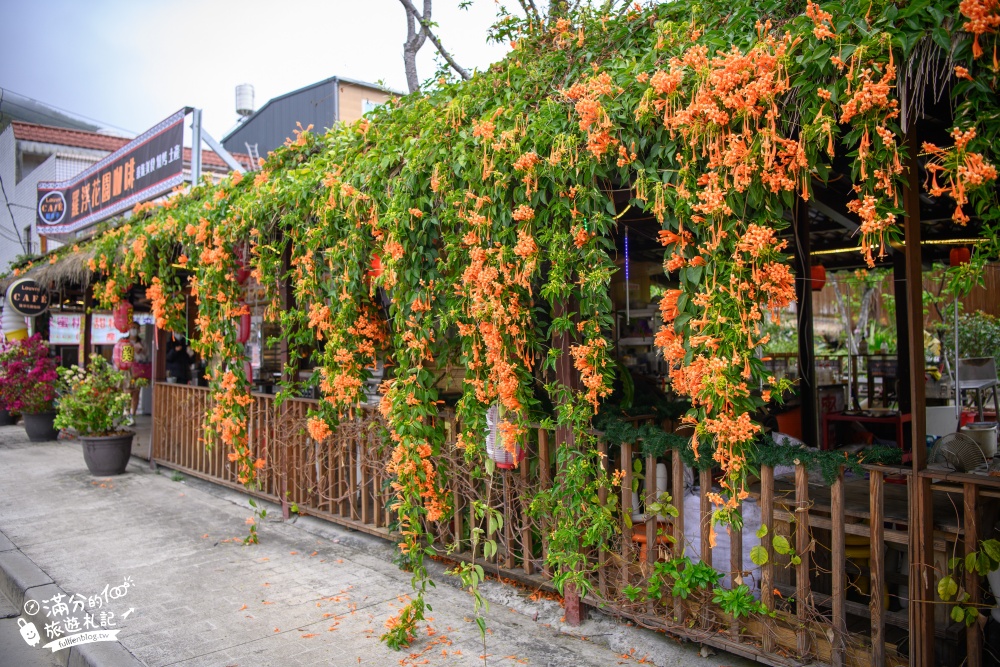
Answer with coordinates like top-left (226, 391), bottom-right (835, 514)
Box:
top-left (397, 0), bottom-right (471, 81)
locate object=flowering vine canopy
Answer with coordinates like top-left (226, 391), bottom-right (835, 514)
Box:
top-left (16, 0), bottom-right (999, 645)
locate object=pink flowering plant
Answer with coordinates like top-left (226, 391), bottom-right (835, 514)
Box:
top-left (0, 334), bottom-right (59, 414)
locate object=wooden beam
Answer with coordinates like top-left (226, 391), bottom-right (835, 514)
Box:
top-left (903, 126), bottom-right (934, 667)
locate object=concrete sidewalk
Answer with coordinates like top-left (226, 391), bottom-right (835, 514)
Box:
top-left (0, 425), bottom-right (755, 667)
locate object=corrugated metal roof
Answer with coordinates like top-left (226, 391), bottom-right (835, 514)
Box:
top-left (222, 76), bottom-right (402, 156)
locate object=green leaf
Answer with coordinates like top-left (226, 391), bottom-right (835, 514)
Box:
top-left (750, 545), bottom-right (769, 566)
top-left (951, 605), bottom-right (966, 623)
top-left (756, 524), bottom-right (768, 539)
top-left (772, 535), bottom-right (791, 555)
top-left (937, 574), bottom-right (958, 601)
top-left (981, 539), bottom-right (1000, 564)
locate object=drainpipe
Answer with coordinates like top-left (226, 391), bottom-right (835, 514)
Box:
top-left (333, 78), bottom-right (340, 126)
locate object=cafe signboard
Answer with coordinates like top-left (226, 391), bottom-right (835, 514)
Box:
top-left (5, 278), bottom-right (50, 317)
top-left (36, 109), bottom-right (188, 235)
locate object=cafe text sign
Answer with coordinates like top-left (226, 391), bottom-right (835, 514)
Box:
top-left (36, 109), bottom-right (188, 235)
top-left (5, 279), bottom-right (50, 317)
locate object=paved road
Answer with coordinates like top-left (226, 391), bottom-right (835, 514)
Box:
top-left (0, 425), bottom-right (755, 667)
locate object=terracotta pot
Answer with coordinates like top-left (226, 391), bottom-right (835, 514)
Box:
top-left (80, 432), bottom-right (135, 476)
top-left (23, 411), bottom-right (59, 442)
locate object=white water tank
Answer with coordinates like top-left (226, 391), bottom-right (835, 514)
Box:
top-left (235, 84), bottom-right (255, 117)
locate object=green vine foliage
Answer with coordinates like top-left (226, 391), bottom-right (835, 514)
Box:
top-left (20, 0), bottom-right (999, 648)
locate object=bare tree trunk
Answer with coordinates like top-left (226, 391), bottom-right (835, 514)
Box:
top-left (401, 0), bottom-right (431, 93)
top-left (854, 287), bottom-right (876, 346)
top-left (832, 279), bottom-right (856, 354)
top-left (397, 0), bottom-right (471, 82)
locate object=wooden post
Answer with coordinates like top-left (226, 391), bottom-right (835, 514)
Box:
top-left (760, 465), bottom-right (776, 654)
top-left (521, 436), bottom-right (533, 575)
top-left (730, 499), bottom-right (743, 641)
top-left (646, 453), bottom-right (657, 566)
top-left (597, 438), bottom-right (608, 595)
top-left (539, 428), bottom-right (551, 577)
top-left (278, 240), bottom-right (295, 520)
top-left (621, 440), bottom-right (634, 575)
top-left (902, 126), bottom-right (933, 667)
top-left (699, 468), bottom-right (712, 569)
top-left (964, 482), bottom-right (982, 667)
top-left (795, 463), bottom-right (811, 659)
top-left (80, 286), bottom-right (93, 367)
top-left (792, 197), bottom-right (818, 446)
top-left (671, 448), bottom-right (686, 623)
top-left (870, 470), bottom-right (885, 667)
top-left (552, 300), bottom-right (582, 626)
top-left (831, 467), bottom-right (847, 667)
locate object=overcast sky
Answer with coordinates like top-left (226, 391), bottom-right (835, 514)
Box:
top-left (0, 0), bottom-right (510, 140)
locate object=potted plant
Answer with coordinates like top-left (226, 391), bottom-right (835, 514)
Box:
top-left (55, 354), bottom-right (135, 475)
top-left (0, 334), bottom-right (59, 441)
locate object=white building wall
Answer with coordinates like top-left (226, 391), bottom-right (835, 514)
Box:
top-left (0, 126), bottom-right (29, 274)
top-left (0, 126), bottom-right (103, 275)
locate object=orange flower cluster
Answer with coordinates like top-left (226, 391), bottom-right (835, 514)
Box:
top-left (570, 338), bottom-right (612, 409)
top-left (959, 0), bottom-right (1000, 58)
top-left (565, 72), bottom-right (618, 157)
top-left (145, 277), bottom-right (171, 329)
top-left (805, 1), bottom-right (835, 40)
top-left (307, 416), bottom-right (332, 442)
top-left (922, 127), bottom-right (998, 224)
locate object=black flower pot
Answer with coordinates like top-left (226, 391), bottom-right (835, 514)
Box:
top-left (23, 411), bottom-right (59, 441)
top-left (0, 409), bottom-right (12, 426)
top-left (81, 432), bottom-right (135, 476)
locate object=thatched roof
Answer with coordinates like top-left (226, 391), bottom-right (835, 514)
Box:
top-left (0, 246), bottom-right (96, 293)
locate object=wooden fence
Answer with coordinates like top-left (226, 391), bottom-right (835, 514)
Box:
top-left (152, 382), bottom-right (999, 667)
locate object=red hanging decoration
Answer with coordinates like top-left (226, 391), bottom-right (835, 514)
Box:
top-left (810, 264), bottom-right (827, 291)
top-left (950, 247), bottom-right (971, 267)
top-left (237, 310), bottom-right (251, 344)
top-left (113, 301), bottom-right (133, 333)
top-left (234, 243), bottom-right (252, 284)
top-left (113, 338), bottom-right (135, 371)
top-left (367, 254), bottom-right (383, 280)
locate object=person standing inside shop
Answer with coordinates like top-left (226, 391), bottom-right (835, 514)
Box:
top-left (166, 335), bottom-right (192, 384)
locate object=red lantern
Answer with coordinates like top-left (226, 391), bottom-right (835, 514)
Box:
top-left (950, 246), bottom-right (971, 266)
top-left (234, 243), bottom-right (252, 284)
top-left (244, 361), bottom-right (254, 383)
top-left (367, 254), bottom-right (383, 280)
top-left (810, 264), bottom-right (827, 291)
top-left (113, 301), bottom-right (133, 333)
top-left (113, 338), bottom-right (135, 371)
top-left (237, 310), bottom-right (251, 344)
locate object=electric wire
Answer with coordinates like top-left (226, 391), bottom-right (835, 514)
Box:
top-left (0, 89), bottom-right (29, 251)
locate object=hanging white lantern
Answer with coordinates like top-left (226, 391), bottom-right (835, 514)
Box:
top-left (485, 403), bottom-right (525, 469)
